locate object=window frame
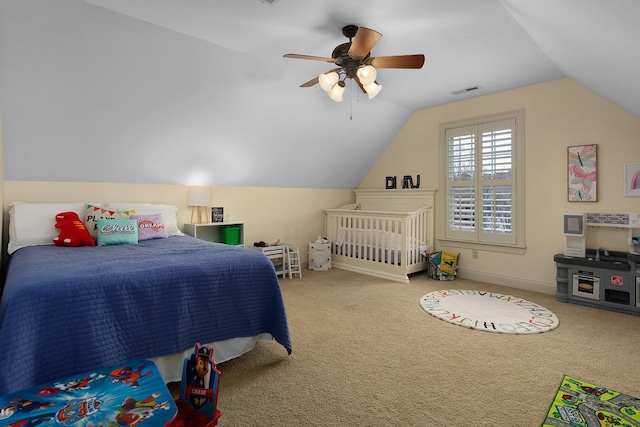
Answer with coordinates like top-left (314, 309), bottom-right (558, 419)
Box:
top-left (438, 110), bottom-right (525, 254)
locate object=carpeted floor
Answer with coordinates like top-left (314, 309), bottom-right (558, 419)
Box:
top-left (171, 268), bottom-right (640, 426)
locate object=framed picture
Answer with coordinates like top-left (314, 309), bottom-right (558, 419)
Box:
top-left (567, 144), bottom-right (597, 201)
top-left (211, 207), bottom-right (224, 223)
top-left (624, 163), bottom-right (640, 196)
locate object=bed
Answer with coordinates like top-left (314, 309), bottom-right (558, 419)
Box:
top-left (0, 202), bottom-right (292, 396)
top-left (324, 189), bottom-right (435, 283)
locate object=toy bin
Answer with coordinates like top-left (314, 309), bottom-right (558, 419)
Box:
top-left (427, 251), bottom-right (460, 281)
top-left (220, 226), bottom-right (240, 245)
top-left (309, 239), bottom-right (331, 271)
top-left (169, 400), bottom-right (220, 427)
top-left (167, 343), bottom-right (221, 426)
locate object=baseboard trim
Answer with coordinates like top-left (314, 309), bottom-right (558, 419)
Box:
top-left (456, 268), bottom-right (556, 295)
top-left (332, 262), bottom-right (410, 283)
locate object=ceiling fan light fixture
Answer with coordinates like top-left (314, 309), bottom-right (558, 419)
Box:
top-left (318, 71), bottom-right (339, 92)
top-left (328, 81), bottom-right (346, 102)
top-left (363, 81), bottom-right (382, 99)
top-left (356, 65), bottom-right (377, 86)
top-left (284, 25), bottom-right (425, 103)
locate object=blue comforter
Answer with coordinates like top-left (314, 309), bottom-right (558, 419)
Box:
top-left (0, 235), bottom-right (291, 395)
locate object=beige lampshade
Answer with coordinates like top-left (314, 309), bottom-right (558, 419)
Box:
top-left (187, 186), bottom-right (210, 207)
top-left (187, 186), bottom-right (210, 224)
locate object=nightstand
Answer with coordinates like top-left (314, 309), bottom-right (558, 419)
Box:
top-left (183, 222), bottom-right (245, 246)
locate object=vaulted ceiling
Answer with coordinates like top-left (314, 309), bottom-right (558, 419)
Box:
top-left (1, 0), bottom-right (638, 188)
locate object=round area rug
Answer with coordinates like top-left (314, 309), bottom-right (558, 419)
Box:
top-left (419, 289), bottom-right (559, 334)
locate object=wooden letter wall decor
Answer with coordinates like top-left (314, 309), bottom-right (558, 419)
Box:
top-left (385, 176), bottom-right (397, 189)
top-left (386, 175), bottom-right (420, 189)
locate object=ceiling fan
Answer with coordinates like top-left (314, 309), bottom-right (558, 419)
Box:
top-left (283, 25), bottom-right (425, 102)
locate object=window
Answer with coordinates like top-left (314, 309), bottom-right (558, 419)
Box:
top-left (440, 110), bottom-right (524, 250)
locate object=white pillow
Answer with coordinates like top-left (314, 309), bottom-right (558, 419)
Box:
top-left (83, 203), bottom-right (136, 239)
top-left (106, 203), bottom-right (183, 236)
top-left (8, 202), bottom-right (86, 254)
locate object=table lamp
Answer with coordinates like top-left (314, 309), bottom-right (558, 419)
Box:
top-left (187, 186), bottom-right (210, 224)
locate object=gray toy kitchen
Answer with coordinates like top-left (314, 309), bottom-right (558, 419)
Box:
top-left (554, 212), bottom-right (640, 315)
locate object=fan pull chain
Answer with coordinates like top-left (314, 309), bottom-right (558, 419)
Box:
top-left (349, 80), bottom-right (358, 121)
top-left (349, 81), bottom-right (353, 120)
top-left (350, 97), bottom-right (353, 121)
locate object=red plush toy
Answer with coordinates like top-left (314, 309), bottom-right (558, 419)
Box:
top-left (53, 212), bottom-right (95, 247)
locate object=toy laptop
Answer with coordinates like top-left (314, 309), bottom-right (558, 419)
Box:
top-left (169, 343), bottom-right (221, 426)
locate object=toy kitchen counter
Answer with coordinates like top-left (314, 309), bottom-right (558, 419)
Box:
top-left (554, 249), bottom-right (640, 316)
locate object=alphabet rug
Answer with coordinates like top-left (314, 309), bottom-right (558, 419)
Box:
top-left (419, 289), bottom-right (559, 334)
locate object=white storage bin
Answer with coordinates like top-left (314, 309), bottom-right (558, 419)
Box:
top-left (309, 239), bottom-right (331, 271)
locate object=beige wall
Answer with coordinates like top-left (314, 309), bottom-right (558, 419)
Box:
top-left (4, 78), bottom-right (639, 293)
top-left (2, 181), bottom-right (354, 265)
top-left (360, 78), bottom-right (640, 293)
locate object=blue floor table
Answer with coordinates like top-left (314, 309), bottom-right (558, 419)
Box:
top-left (0, 359), bottom-right (177, 426)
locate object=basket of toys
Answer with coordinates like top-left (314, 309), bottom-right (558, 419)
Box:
top-left (427, 251), bottom-right (460, 281)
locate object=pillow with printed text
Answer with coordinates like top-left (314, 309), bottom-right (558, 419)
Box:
top-left (130, 213), bottom-right (168, 241)
top-left (107, 203), bottom-right (182, 237)
top-left (96, 218), bottom-right (139, 246)
top-left (84, 203), bottom-right (135, 239)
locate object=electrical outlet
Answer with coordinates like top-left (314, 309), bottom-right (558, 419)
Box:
top-left (472, 249), bottom-right (479, 259)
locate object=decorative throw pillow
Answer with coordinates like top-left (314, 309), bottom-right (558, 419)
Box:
top-left (130, 213), bottom-right (168, 241)
top-left (53, 211), bottom-right (95, 247)
top-left (7, 202), bottom-right (86, 254)
top-left (96, 218), bottom-right (139, 246)
top-left (84, 204), bottom-right (135, 238)
top-left (106, 203), bottom-right (183, 236)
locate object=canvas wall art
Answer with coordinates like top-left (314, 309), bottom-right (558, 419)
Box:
top-left (567, 144), bottom-right (597, 201)
top-left (624, 163), bottom-right (640, 196)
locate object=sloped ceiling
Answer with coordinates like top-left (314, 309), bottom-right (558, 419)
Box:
top-left (0, 0), bottom-right (638, 188)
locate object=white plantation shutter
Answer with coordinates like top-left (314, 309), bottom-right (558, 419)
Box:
top-left (445, 118), bottom-right (516, 244)
top-left (447, 126), bottom-right (476, 237)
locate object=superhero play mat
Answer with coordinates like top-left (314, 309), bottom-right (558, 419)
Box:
top-left (541, 375), bottom-right (640, 426)
top-left (0, 359), bottom-right (177, 426)
top-left (419, 289), bottom-right (559, 334)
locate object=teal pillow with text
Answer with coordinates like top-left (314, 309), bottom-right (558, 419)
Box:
top-left (84, 203), bottom-right (135, 239)
top-left (96, 218), bottom-right (138, 246)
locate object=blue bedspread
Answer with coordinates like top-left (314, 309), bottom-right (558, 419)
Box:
top-left (0, 235), bottom-right (291, 395)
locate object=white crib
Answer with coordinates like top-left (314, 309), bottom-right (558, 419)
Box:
top-left (325, 189), bottom-right (435, 283)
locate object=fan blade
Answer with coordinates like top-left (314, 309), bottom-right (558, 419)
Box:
top-left (368, 54), bottom-right (425, 69)
top-left (283, 53), bottom-right (336, 63)
top-left (348, 27), bottom-right (382, 60)
top-left (300, 76), bottom-right (320, 88)
top-left (354, 76), bottom-right (367, 94)
top-left (300, 68), bottom-right (341, 88)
